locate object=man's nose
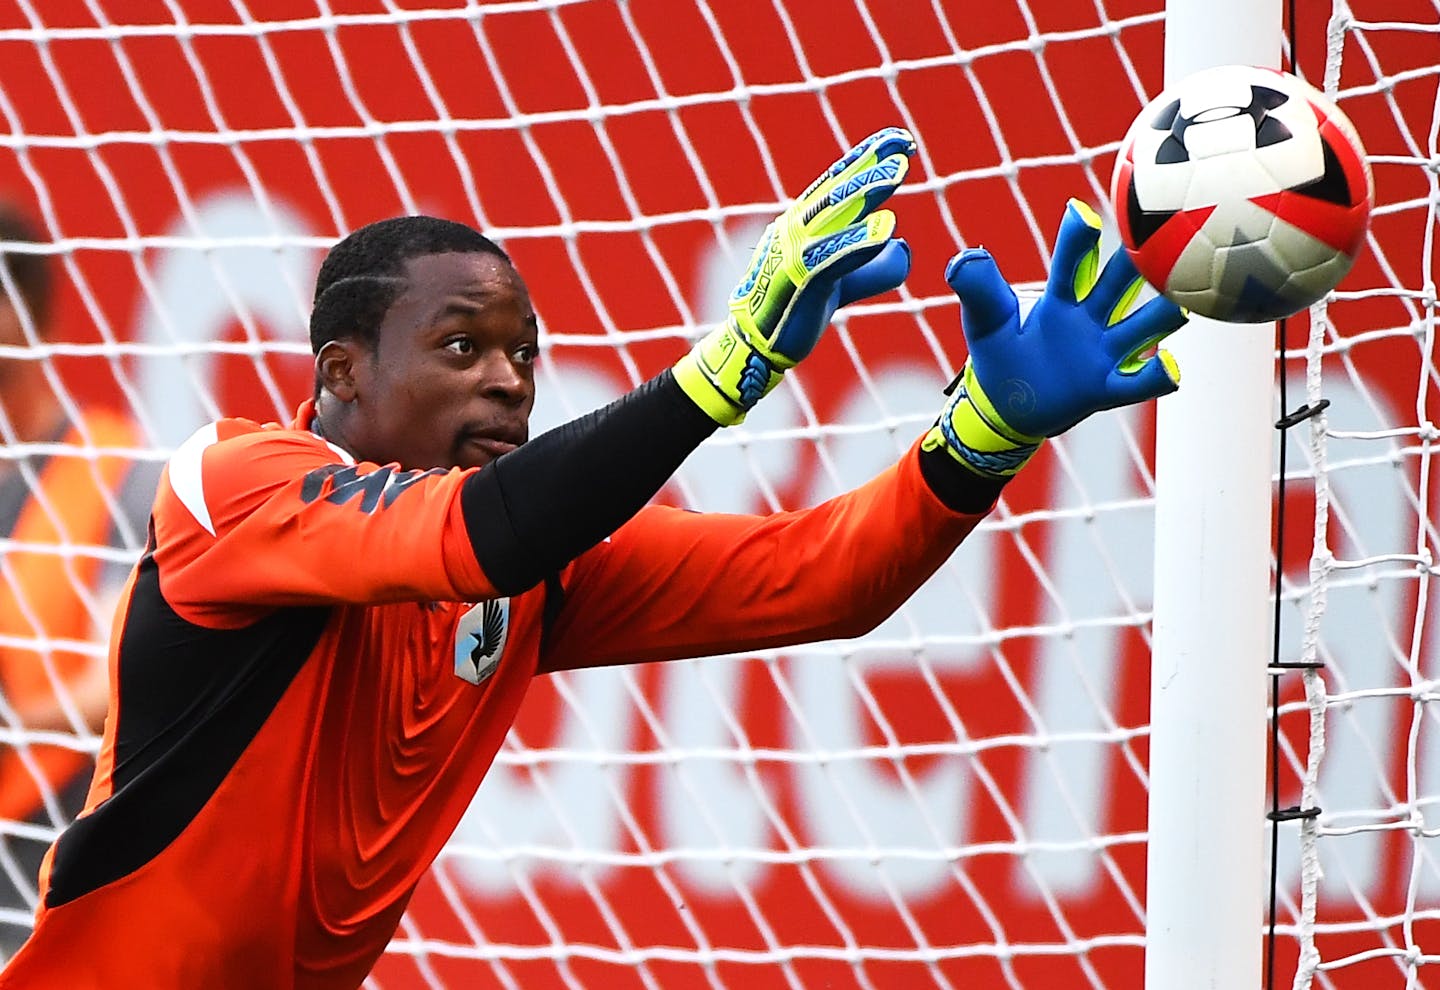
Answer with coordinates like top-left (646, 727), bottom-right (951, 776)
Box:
top-left (476, 349), bottom-right (529, 401)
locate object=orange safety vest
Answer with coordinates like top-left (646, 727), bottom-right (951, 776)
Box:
top-left (0, 409), bottom-right (139, 822)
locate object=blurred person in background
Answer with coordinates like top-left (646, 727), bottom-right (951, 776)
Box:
top-left (0, 203), bottom-right (147, 957)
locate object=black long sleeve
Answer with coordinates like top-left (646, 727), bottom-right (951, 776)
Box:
top-left (917, 444), bottom-right (1008, 514)
top-left (459, 369), bottom-right (717, 595)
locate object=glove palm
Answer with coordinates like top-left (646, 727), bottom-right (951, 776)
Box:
top-left (926, 199), bottom-right (1187, 478)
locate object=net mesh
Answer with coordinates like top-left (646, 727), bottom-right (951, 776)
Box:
top-left (1278, 4), bottom-right (1440, 988)
top-left (0, 1), bottom-right (1431, 988)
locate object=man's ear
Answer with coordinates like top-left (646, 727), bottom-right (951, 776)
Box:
top-left (315, 339), bottom-right (365, 403)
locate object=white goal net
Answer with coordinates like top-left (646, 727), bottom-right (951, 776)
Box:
top-left (0, 1), bottom-right (1433, 989)
top-left (1274, 4), bottom-right (1440, 989)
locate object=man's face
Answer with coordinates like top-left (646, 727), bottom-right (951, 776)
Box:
top-left (347, 251), bottom-right (539, 471)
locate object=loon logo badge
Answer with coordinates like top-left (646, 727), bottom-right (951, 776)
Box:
top-left (454, 597), bottom-right (510, 686)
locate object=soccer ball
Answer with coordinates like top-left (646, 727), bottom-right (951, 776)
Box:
top-left (1109, 65), bottom-right (1372, 323)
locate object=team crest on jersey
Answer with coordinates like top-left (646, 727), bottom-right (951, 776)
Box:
top-left (454, 598), bottom-right (510, 686)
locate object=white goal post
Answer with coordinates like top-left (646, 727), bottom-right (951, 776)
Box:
top-left (1146, 0), bottom-right (1280, 988)
top-left (0, 2), bottom-right (1433, 989)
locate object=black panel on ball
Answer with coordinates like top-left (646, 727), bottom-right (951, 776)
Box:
top-left (1291, 139), bottom-right (1354, 206)
top-left (1125, 178), bottom-right (1177, 248)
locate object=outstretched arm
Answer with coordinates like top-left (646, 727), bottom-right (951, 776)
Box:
top-left (538, 439), bottom-right (988, 672)
top-left (477, 127), bottom-right (917, 594)
top-left (542, 198), bottom-right (1188, 671)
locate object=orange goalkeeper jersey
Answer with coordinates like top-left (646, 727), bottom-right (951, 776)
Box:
top-left (0, 398), bottom-right (987, 990)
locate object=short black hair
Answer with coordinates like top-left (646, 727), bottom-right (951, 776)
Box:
top-left (309, 215), bottom-right (509, 354)
top-left (0, 204), bottom-right (53, 334)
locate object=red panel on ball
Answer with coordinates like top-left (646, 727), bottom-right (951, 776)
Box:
top-left (1130, 204), bottom-right (1217, 289)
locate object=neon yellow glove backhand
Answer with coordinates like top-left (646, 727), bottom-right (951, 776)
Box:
top-left (674, 127), bottom-right (917, 425)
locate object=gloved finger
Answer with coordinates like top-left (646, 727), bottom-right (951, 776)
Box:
top-left (1088, 244), bottom-right (1147, 322)
top-left (804, 210), bottom-right (897, 283)
top-left (1102, 293), bottom-right (1188, 362)
top-left (799, 127), bottom-right (917, 202)
top-left (1046, 199), bottom-right (1104, 306)
top-left (1106, 348), bottom-right (1182, 405)
top-left (944, 248), bottom-right (1019, 344)
top-left (837, 238), bottom-right (912, 307)
top-left (805, 152), bottom-right (913, 234)
top-left (767, 216), bottom-right (899, 361)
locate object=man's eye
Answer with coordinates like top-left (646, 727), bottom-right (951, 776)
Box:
top-left (514, 343), bottom-right (539, 365)
top-left (445, 337), bottom-right (475, 355)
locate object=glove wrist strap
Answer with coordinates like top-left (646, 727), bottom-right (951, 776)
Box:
top-left (923, 363), bottom-right (1043, 479)
top-left (673, 322), bottom-right (785, 427)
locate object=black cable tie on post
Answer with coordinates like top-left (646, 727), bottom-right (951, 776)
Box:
top-left (1268, 659), bottom-right (1327, 673)
top-left (1275, 398), bottom-right (1330, 431)
top-left (1267, 805), bottom-right (1322, 823)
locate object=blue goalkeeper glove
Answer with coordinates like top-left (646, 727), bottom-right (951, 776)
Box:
top-left (923, 198), bottom-right (1187, 479)
top-left (674, 127), bottom-right (916, 425)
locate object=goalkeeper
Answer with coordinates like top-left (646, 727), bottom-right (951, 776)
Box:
top-left (0, 127), bottom-right (1183, 989)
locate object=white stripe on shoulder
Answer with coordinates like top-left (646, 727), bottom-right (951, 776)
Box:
top-left (320, 438), bottom-right (356, 465)
top-left (304, 412), bottom-right (356, 465)
top-left (169, 422), bottom-right (220, 536)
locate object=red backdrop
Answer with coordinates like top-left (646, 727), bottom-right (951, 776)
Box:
top-left (0, 1), bottom-right (1435, 987)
